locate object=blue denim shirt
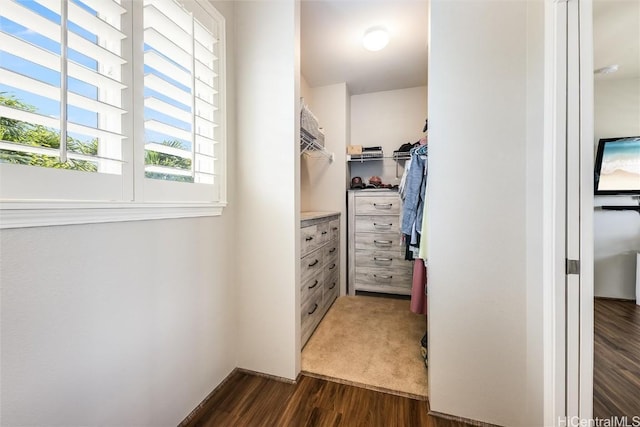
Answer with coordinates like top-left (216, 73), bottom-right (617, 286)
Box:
top-left (401, 147), bottom-right (428, 236)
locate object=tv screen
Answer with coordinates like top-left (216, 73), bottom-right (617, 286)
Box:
top-left (594, 136), bottom-right (640, 195)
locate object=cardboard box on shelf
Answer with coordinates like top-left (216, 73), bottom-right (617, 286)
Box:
top-left (347, 145), bottom-right (363, 155)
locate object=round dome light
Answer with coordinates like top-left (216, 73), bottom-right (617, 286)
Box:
top-left (594, 64), bottom-right (619, 74)
top-left (363, 27), bottom-right (389, 52)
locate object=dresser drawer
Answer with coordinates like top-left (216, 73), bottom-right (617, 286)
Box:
top-left (324, 269), bottom-right (339, 295)
top-left (354, 232), bottom-right (403, 252)
top-left (301, 250), bottom-right (324, 283)
top-left (355, 249), bottom-right (411, 270)
top-left (301, 225), bottom-right (318, 256)
top-left (354, 195), bottom-right (400, 215)
top-left (355, 215), bottom-right (400, 233)
top-left (301, 273), bottom-right (323, 306)
top-left (317, 222), bottom-right (330, 246)
top-left (324, 257), bottom-right (338, 277)
top-left (301, 289), bottom-right (323, 344)
top-left (324, 275), bottom-right (339, 308)
top-left (329, 219), bottom-right (340, 241)
top-left (323, 243), bottom-right (339, 267)
top-left (354, 266), bottom-right (412, 293)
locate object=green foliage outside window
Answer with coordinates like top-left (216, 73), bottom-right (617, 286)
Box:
top-left (1, 92), bottom-right (193, 181)
top-left (0, 93), bottom-right (98, 171)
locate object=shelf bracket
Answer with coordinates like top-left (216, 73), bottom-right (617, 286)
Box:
top-left (300, 137), bottom-right (334, 162)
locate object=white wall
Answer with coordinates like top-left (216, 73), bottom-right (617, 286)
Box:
top-left (300, 82), bottom-right (350, 296)
top-left (235, 0), bottom-right (300, 380)
top-left (525, 1), bottom-right (545, 422)
top-left (350, 86), bottom-right (427, 186)
top-left (300, 74), bottom-right (314, 106)
top-left (0, 2), bottom-right (239, 425)
top-left (0, 218), bottom-right (238, 426)
top-left (300, 74), bottom-right (314, 211)
top-left (428, 1), bottom-right (544, 425)
top-left (593, 77), bottom-right (640, 299)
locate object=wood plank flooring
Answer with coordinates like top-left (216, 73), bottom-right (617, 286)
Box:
top-left (594, 298), bottom-right (640, 418)
top-left (189, 298), bottom-right (640, 426)
top-left (192, 371), bottom-right (472, 427)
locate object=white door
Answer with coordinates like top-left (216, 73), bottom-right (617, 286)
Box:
top-left (577, 0), bottom-right (594, 419)
top-left (567, 0), bottom-right (595, 419)
top-left (566, 0), bottom-right (582, 417)
top-left (545, 0), bottom-right (594, 423)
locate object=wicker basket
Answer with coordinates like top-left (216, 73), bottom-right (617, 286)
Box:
top-left (300, 102), bottom-right (323, 146)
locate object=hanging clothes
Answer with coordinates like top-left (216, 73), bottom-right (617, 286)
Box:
top-left (399, 142), bottom-right (429, 315)
top-left (400, 145), bottom-right (428, 237)
top-left (418, 179), bottom-right (429, 260)
top-left (410, 258), bottom-right (427, 315)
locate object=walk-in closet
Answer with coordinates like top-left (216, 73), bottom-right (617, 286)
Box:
top-left (297, 0), bottom-right (429, 400)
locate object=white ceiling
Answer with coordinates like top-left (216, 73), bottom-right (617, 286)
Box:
top-left (593, 0), bottom-right (640, 81)
top-left (301, 0), bottom-right (429, 95)
top-left (301, 0), bottom-right (639, 94)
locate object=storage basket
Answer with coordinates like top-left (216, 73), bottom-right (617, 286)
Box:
top-left (300, 102), bottom-right (323, 146)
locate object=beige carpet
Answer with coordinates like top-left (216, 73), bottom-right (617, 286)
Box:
top-left (301, 295), bottom-right (428, 400)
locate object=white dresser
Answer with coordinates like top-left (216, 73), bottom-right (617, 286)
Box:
top-left (300, 212), bottom-right (340, 346)
top-left (347, 190), bottom-right (413, 295)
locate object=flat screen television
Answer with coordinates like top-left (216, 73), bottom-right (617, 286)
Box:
top-left (594, 136), bottom-right (640, 195)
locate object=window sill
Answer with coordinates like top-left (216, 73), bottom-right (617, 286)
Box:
top-left (0, 201), bottom-right (227, 229)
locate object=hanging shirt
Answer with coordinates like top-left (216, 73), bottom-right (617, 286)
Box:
top-left (401, 146), bottom-right (428, 236)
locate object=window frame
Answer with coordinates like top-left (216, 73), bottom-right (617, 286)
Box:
top-left (0, 0), bottom-right (228, 229)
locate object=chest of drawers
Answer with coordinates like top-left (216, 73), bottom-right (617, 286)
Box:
top-left (300, 212), bottom-right (340, 346)
top-left (347, 191), bottom-right (413, 295)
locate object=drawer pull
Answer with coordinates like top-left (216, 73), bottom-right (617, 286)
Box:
top-left (374, 223), bottom-right (393, 228)
top-left (374, 257), bottom-right (392, 262)
top-left (305, 236), bottom-right (313, 242)
top-left (328, 263), bottom-right (336, 270)
top-left (374, 240), bottom-right (392, 246)
top-left (308, 303), bottom-right (318, 315)
top-left (329, 282), bottom-right (336, 290)
top-left (308, 280), bottom-right (319, 289)
top-left (329, 247), bottom-right (337, 253)
top-left (374, 274), bottom-right (393, 280)
top-left (373, 203), bottom-right (393, 208)
top-left (321, 231), bottom-right (328, 235)
top-left (332, 227), bottom-right (338, 231)
top-left (308, 259), bottom-right (319, 267)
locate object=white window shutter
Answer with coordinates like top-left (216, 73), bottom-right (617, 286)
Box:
top-left (0, 0), bottom-right (128, 200)
top-left (142, 0), bottom-right (221, 192)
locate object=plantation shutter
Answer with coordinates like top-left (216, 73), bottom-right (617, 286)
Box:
top-left (0, 0), bottom-right (127, 174)
top-left (143, 0), bottom-right (219, 187)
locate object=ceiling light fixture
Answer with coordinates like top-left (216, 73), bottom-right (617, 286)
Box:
top-left (594, 64), bottom-right (619, 74)
top-left (362, 26), bottom-right (389, 52)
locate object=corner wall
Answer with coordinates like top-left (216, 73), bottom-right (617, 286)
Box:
top-left (300, 82), bottom-right (350, 296)
top-left (0, 2), bottom-right (239, 425)
top-left (235, 0), bottom-right (300, 379)
top-left (349, 86), bottom-right (428, 186)
top-left (428, 1), bottom-right (544, 425)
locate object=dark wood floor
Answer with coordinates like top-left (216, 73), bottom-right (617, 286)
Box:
top-left (188, 298), bottom-right (639, 426)
top-left (594, 298), bottom-right (640, 418)
top-left (191, 372), bottom-right (471, 427)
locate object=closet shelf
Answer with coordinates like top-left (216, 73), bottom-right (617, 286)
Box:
top-left (346, 155), bottom-right (386, 162)
top-left (346, 153), bottom-right (413, 162)
top-left (301, 135), bottom-right (334, 162)
top-left (392, 152), bottom-right (411, 161)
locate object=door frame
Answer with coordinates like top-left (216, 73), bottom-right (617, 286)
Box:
top-left (543, 0), bottom-right (594, 424)
top-left (577, 0), bottom-right (594, 419)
